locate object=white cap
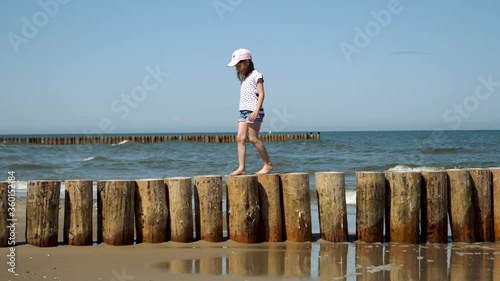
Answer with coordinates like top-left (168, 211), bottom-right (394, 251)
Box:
top-left (227, 48), bottom-right (252, 67)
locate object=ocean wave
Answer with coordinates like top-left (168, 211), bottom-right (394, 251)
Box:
top-left (352, 163), bottom-right (447, 172)
top-left (387, 164), bottom-right (445, 172)
top-left (112, 140), bottom-right (131, 146)
top-left (10, 163), bottom-right (48, 170)
top-left (421, 147), bottom-right (465, 154)
top-left (12, 181), bottom-right (98, 199)
top-left (345, 190), bottom-right (356, 206)
top-left (352, 163), bottom-right (402, 172)
top-left (82, 156), bottom-right (114, 162)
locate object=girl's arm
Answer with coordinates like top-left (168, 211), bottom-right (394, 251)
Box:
top-left (249, 78), bottom-right (265, 121)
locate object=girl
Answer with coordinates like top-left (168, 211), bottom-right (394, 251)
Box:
top-left (227, 48), bottom-right (273, 176)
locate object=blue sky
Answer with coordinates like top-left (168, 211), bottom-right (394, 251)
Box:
top-left (1, 0), bottom-right (499, 134)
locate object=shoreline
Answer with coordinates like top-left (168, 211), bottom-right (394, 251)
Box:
top-left (2, 200), bottom-right (500, 280)
top-left (2, 237), bottom-right (500, 281)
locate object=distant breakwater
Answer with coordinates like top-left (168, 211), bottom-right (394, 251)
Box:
top-left (0, 132), bottom-right (320, 145)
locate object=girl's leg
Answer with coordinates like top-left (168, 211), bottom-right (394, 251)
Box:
top-left (248, 123), bottom-right (274, 174)
top-left (229, 121), bottom-right (249, 176)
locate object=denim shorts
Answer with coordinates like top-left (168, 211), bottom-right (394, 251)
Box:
top-left (239, 110), bottom-right (265, 123)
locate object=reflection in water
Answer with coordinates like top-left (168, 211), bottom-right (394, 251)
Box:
top-left (227, 250), bottom-right (269, 276)
top-left (385, 244), bottom-right (419, 281)
top-left (319, 243), bottom-right (348, 281)
top-left (267, 244), bottom-right (285, 276)
top-left (196, 256), bottom-right (223, 275)
top-left (284, 243), bottom-right (312, 278)
top-left (450, 244), bottom-right (494, 281)
top-left (165, 258), bottom-right (193, 274)
top-left (155, 242), bottom-right (499, 280)
top-left (356, 242), bottom-right (385, 281)
top-left (420, 244), bottom-right (448, 281)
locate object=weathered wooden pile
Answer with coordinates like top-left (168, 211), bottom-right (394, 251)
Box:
top-left (0, 168), bottom-right (499, 247)
top-left (0, 133), bottom-right (320, 145)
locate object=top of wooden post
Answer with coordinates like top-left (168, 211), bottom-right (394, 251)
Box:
top-left (420, 170), bottom-right (446, 174)
top-left (281, 172), bottom-right (308, 176)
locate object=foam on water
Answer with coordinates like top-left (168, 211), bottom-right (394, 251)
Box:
top-left (387, 164), bottom-right (446, 172)
top-left (3, 131), bottom-right (500, 204)
top-left (12, 180), bottom-right (98, 198)
top-left (112, 140), bottom-right (131, 146)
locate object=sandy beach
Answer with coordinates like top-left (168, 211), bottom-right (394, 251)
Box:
top-left (2, 198), bottom-right (500, 281)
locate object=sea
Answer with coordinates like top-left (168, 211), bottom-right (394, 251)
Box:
top-left (2, 130), bottom-right (500, 234)
top-left (2, 130), bottom-right (500, 198)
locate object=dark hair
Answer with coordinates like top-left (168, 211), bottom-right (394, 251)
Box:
top-left (236, 60), bottom-right (255, 82)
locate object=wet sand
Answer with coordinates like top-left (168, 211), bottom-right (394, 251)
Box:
top-left (1, 199), bottom-right (500, 280)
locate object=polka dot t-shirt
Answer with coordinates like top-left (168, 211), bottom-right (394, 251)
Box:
top-left (239, 70), bottom-right (264, 114)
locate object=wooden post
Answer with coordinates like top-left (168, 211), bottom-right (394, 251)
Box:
top-left (421, 171), bottom-right (448, 243)
top-left (0, 182), bottom-right (9, 247)
top-left (134, 179), bottom-right (169, 243)
top-left (491, 168), bottom-right (500, 241)
top-left (97, 180), bottom-right (135, 246)
top-left (26, 180), bottom-right (61, 247)
top-left (226, 175), bottom-right (260, 243)
top-left (165, 177), bottom-right (193, 242)
top-left (257, 174), bottom-right (283, 242)
top-left (280, 173), bottom-right (312, 242)
top-left (469, 168), bottom-right (493, 242)
top-left (193, 175), bottom-right (223, 242)
top-left (447, 169), bottom-right (477, 243)
top-left (355, 172), bottom-right (385, 243)
top-left (385, 171), bottom-right (421, 244)
top-left (315, 172), bottom-right (348, 242)
top-left (64, 180), bottom-right (93, 246)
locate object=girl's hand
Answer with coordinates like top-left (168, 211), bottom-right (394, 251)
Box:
top-left (248, 111), bottom-right (258, 122)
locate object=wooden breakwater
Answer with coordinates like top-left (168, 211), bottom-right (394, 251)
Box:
top-left (0, 132), bottom-right (320, 145)
top-left (1, 168), bottom-right (500, 247)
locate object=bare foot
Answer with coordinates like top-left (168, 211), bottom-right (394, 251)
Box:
top-left (229, 168), bottom-right (246, 176)
top-left (255, 163), bottom-right (274, 175)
